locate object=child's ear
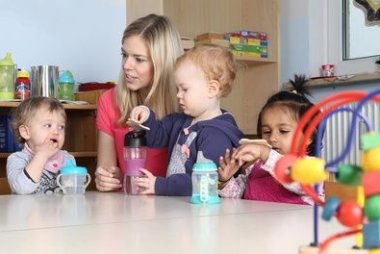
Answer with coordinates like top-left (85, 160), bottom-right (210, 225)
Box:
top-left (208, 80), bottom-right (221, 97)
top-left (18, 125), bottom-right (30, 140)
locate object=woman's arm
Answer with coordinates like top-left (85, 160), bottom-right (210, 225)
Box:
top-left (95, 131), bottom-right (122, 191)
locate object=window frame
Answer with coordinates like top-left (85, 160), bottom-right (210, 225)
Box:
top-left (326, 0), bottom-right (378, 75)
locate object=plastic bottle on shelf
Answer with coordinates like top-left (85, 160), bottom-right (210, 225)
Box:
top-left (15, 69), bottom-right (31, 100)
top-left (0, 53), bottom-right (16, 100)
top-left (58, 70), bottom-right (75, 101)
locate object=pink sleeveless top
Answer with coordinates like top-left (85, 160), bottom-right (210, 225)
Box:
top-left (243, 161), bottom-right (307, 205)
top-left (96, 88), bottom-right (168, 176)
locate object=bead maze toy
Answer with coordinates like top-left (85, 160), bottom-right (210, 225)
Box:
top-left (274, 88), bottom-right (380, 254)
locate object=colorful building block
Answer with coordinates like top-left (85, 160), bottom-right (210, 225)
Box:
top-left (363, 220), bottom-right (380, 249)
top-left (362, 171), bottom-right (380, 197)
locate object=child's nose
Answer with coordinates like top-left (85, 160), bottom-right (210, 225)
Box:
top-left (51, 126), bottom-right (60, 134)
top-left (269, 133), bottom-right (278, 143)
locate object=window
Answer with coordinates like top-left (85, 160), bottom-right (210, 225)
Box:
top-left (343, 0), bottom-right (380, 60)
top-left (326, 0), bottom-right (379, 75)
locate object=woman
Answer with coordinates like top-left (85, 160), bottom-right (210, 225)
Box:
top-left (95, 14), bottom-right (183, 191)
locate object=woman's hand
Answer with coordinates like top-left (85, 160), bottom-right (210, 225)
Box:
top-left (133, 168), bottom-right (156, 195)
top-left (95, 166), bottom-right (122, 192)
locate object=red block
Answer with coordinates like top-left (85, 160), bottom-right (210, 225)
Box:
top-left (362, 171), bottom-right (380, 197)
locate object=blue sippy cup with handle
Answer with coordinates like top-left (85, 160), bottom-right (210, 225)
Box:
top-left (190, 151), bottom-right (221, 204)
top-left (56, 160), bottom-right (91, 195)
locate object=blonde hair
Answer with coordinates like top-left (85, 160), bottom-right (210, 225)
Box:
top-left (175, 44), bottom-right (236, 97)
top-left (116, 13), bottom-right (183, 124)
top-left (11, 97), bottom-right (66, 144)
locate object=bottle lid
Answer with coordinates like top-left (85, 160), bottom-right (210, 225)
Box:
top-left (59, 70), bottom-right (75, 84)
top-left (124, 129), bottom-right (147, 147)
top-left (60, 160), bottom-right (88, 175)
top-left (17, 70), bottom-right (30, 78)
top-left (0, 52), bottom-right (14, 66)
top-left (193, 151), bottom-right (217, 171)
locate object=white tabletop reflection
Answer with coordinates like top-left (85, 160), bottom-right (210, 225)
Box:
top-left (0, 192), bottom-right (351, 254)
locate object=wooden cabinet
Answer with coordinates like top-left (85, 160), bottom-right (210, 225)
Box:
top-left (127, 0), bottom-right (280, 134)
top-left (0, 102), bottom-right (98, 194)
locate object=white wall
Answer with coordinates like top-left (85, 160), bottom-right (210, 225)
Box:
top-left (0, 0), bottom-right (126, 83)
top-left (281, 0), bottom-right (327, 83)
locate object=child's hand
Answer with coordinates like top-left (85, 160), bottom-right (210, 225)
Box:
top-left (34, 137), bottom-right (60, 160)
top-left (133, 168), bottom-right (156, 195)
top-left (218, 148), bottom-right (240, 183)
top-left (233, 143), bottom-right (271, 165)
top-left (129, 106), bottom-right (150, 124)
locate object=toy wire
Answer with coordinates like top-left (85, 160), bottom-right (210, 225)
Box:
top-left (310, 106), bottom-right (371, 246)
top-left (291, 91), bottom-right (369, 155)
top-left (316, 107), bottom-right (372, 169)
top-left (318, 228), bottom-right (362, 254)
top-left (327, 88), bottom-right (380, 167)
top-left (291, 89), bottom-right (380, 248)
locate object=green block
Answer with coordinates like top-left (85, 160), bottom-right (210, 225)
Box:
top-left (230, 44), bottom-right (265, 53)
top-left (337, 164), bottom-right (362, 186)
top-left (361, 132), bottom-right (380, 151)
top-left (365, 195), bottom-right (380, 221)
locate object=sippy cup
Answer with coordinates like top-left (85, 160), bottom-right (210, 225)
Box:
top-left (56, 160), bottom-right (91, 195)
top-left (123, 129), bottom-right (147, 195)
top-left (190, 151), bottom-right (221, 204)
top-left (58, 70), bottom-right (75, 101)
top-left (0, 52), bottom-right (16, 100)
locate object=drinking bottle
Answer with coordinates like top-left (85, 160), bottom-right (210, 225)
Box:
top-left (0, 53), bottom-right (16, 100)
top-left (190, 151), bottom-right (221, 204)
top-left (123, 129), bottom-right (147, 194)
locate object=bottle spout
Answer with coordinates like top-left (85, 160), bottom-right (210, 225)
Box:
top-left (196, 151), bottom-right (213, 164)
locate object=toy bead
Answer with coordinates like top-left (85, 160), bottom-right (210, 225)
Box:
top-left (336, 200), bottom-right (363, 228)
top-left (361, 147), bottom-right (380, 172)
top-left (322, 196), bottom-right (340, 221)
top-left (364, 195), bottom-right (380, 221)
top-left (274, 154), bottom-right (298, 183)
top-left (291, 157), bottom-right (327, 184)
top-left (337, 164), bottom-right (362, 186)
top-left (361, 132), bottom-right (380, 151)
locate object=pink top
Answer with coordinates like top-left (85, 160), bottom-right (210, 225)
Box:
top-left (219, 149), bottom-right (312, 205)
top-left (96, 88), bottom-right (168, 177)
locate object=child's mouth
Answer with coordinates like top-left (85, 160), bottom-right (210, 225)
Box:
top-left (50, 138), bottom-right (58, 143)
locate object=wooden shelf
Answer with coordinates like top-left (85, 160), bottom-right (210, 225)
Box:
top-left (0, 151), bottom-right (96, 159)
top-left (0, 101), bottom-right (96, 110)
top-left (0, 99), bottom-right (98, 189)
top-left (71, 151), bottom-right (97, 157)
top-left (127, 0), bottom-right (280, 134)
top-left (236, 56), bottom-right (276, 65)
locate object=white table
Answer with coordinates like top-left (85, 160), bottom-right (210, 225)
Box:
top-left (0, 192), bottom-right (353, 254)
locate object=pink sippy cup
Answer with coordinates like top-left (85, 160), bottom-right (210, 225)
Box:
top-left (123, 129), bottom-right (147, 194)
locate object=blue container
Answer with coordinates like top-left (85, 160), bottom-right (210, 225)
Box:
top-left (190, 151), bottom-right (221, 204)
top-left (0, 115), bottom-right (21, 152)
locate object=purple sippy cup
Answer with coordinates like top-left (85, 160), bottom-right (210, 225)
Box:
top-left (123, 129), bottom-right (147, 194)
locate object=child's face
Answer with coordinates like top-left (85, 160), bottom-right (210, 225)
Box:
top-left (23, 106), bottom-right (66, 151)
top-left (260, 106), bottom-right (302, 155)
top-left (174, 60), bottom-right (217, 120)
top-left (122, 35), bottom-right (154, 91)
